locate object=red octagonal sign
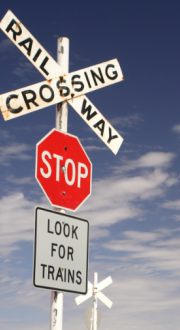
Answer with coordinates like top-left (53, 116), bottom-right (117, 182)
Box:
top-left (36, 129), bottom-right (92, 211)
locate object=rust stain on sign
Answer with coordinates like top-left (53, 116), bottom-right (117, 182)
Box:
top-left (15, 21), bottom-right (21, 30)
top-left (1, 109), bottom-right (10, 121)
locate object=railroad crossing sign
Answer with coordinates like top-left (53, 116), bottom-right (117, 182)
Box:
top-left (33, 207), bottom-right (89, 294)
top-left (36, 129), bottom-right (92, 211)
top-left (0, 10), bottom-right (124, 155)
top-left (76, 273), bottom-right (113, 330)
top-left (75, 274), bottom-right (113, 308)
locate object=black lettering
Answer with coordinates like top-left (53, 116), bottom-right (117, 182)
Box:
top-left (63, 224), bottom-right (70, 237)
top-left (58, 245), bottom-right (65, 259)
top-left (84, 72), bottom-right (91, 88)
top-left (107, 127), bottom-right (118, 144)
top-left (93, 119), bottom-right (105, 136)
top-left (40, 56), bottom-right (49, 76)
top-left (48, 266), bottom-right (55, 280)
top-left (56, 267), bottom-right (63, 281)
top-left (76, 271), bottom-right (82, 285)
top-left (56, 79), bottom-right (70, 97)
top-left (6, 94), bottom-right (23, 114)
top-left (64, 268), bottom-right (66, 282)
top-left (72, 75), bottom-right (84, 92)
top-left (81, 98), bottom-right (97, 121)
top-left (51, 243), bottom-right (57, 257)
top-left (22, 90), bottom-right (39, 109)
top-left (41, 264), bottom-right (47, 278)
top-left (55, 221), bottom-right (61, 235)
top-left (6, 19), bottom-right (22, 41)
top-left (90, 68), bottom-right (105, 86)
top-left (39, 85), bottom-right (54, 102)
top-left (33, 48), bottom-right (42, 62)
top-left (68, 270), bottom-right (74, 283)
top-left (67, 247), bottom-right (74, 261)
top-left (105, 64), bottom-right (118, 80)
top-left (47, 219), bottom-right (53, 234)
top-left (18, 38), bottom-right (33, 56)
top-left (72, 226), bottom-right (78, 240)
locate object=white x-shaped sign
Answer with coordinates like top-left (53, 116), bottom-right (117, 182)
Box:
top-left (0, 10), bottom-right (124, 154)
top-left (75, 276), bottom-right (113, 309)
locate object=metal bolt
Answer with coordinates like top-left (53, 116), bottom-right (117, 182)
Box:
top-left (61, 165), bottom-right (66, 174)
top-left (63, 191), bottom-right (66, 195)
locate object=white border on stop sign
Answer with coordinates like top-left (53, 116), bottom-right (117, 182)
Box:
top-left (35, 129), bottom-right (92, 212)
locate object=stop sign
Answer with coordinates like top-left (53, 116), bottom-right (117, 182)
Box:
top-left (35, 129), bottom-right (92, 211)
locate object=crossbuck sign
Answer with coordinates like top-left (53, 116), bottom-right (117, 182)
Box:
top-left (0, 10), bottom-right (124, 155)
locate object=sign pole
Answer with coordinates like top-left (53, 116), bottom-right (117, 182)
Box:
top-left (56, 37), bottom-right (69, 132)
top-left (93, 272), bottom-right (98, 330)
top-left (50, 37), bottom-right (69, 330)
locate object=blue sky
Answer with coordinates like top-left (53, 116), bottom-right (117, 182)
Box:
top-left (0, 1), bottom-right (180, 329)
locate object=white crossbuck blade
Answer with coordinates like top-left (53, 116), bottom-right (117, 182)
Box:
top-left (75, 276), bottom-right (113, 308)
top-left (0, 10), bottom-right (124, 155)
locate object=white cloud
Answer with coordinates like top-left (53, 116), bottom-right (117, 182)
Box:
top-left (173, 215), bottom-right (180, 221)
top-left (102, 228), bottom-right (180, 275)
top-left (0, 143), bottom-right (33, 165)
top-left (84, 145), bottom-right (107, 151)
top-left (110, 113), bottom-right (143, 127)
top-left (0, 321), bottom-right (49, 330)
top-left (6, 175), bottom-right (34, 185)
top-left (0, 39), bottom-right (14, 53)
top-left (0, 129), bottom-right (10, 139)
top-left (172, 124), bottom-right (180, 134)
top-left (0, 193), bottom-right (35, 256)
top-left (12, 61), bottom-right (37, 79)
top-left (162, 199), bottom-right (180, 210)
top-left (114, 152), bottom-right (176, 173)
top-left (134, 152), bottom-right (175, 168)
top-left (78, 166), bottom-right (177, 227)
top-left (74, 53), bottom-right (89, 62)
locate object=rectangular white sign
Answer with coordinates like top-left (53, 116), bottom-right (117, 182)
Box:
top-left (0, 10), bottom-right (124, 154)
top-left (0, 10), bottom-right (65, 79)
top-left (0, 59), bottom-right (123, 121)
top-left (33, 207), bottom-right (89, 294)
top-left (69, 95), bottom-right (123, 155)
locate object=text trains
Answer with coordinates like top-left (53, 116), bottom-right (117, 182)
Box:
top-left (40, 264), bottom-right (82, 285)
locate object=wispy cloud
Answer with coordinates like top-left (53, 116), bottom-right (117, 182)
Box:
top-left (113, 151), bottom-right (176, 173)
top-left (0, 129), bottom-right (10, 139)
top-left (12, 61), bottom-right (37, 79)
top-left (0, 193), bottom-right (49, 257)
top-left (162, 199), bottom-right (180, 210)
top-left (6, 175), bottom-right (34, 185)
top-left (0, 39), bottom-right (14, 54)
top-left (73, 53), bottom-right (89, 62)
top-left (110, 113), bottom-right (143, 128)
top-left (0, 193), bottom-right (34, 256)
top-left (84, 145), bottom-right (107, 151)
top-left (0, 143), bottom-right (33, 165)
top-left (172, 124), bottom-right (180, 134)
top-left (102, 228), bottom-right (180, 275)
top-left (77, 152), bottom-right (178, 228)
